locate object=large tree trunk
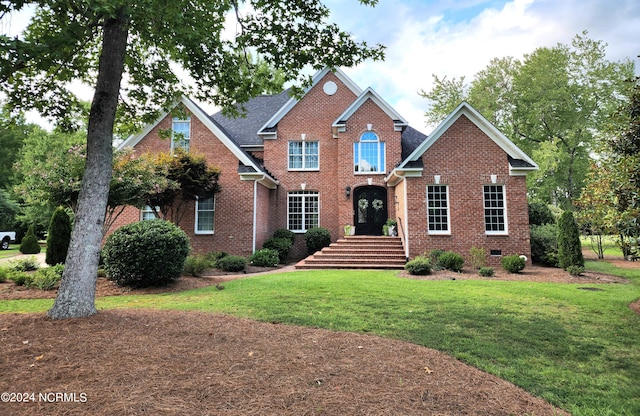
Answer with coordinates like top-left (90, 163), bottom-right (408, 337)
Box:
top-left (48, 12), bottom-right (129, 319)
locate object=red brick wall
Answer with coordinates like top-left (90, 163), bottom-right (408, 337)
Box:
top-left (262, 72), bottom-right (404, 258)
top-left (403, 114), bottom-right (532, 266)
top-left (107, 109), bottom-right (260, 257)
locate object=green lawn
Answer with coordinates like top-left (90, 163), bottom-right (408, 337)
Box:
top-left (2, 266), bottom-right (639, 415)
top-left (0, 247), bottom-right (22, 259)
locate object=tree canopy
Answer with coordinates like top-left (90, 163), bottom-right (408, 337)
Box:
top-left (1, 0), bottom-right (385, 319)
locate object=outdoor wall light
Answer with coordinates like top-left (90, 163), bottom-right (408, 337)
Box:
top-left (345, 186), bottom-right (351, 198)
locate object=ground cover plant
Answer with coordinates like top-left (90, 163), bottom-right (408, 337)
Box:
top-left (1, 256), bottom-right (639, 415)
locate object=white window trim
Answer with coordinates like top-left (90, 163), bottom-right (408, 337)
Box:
top-left (195, 195), bottom-right (215, 235)
top-left (483, 184), bottom-right (508, 236)
top-left (354, 132), bottom-right (386, 174)
top-left (427, 184), bottom-right (451, 235)
top-left (287, 191), bottom-right (320, 233)
top-left (171, 116), bottom-right (191, 153)
top-left (288, 140), bottom-right (320, 171)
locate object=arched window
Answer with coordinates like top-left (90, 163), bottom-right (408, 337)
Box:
top-left (354, 132), bottom-right (385, 173)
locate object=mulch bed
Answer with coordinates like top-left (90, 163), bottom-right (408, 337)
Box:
top-left (1, 255), bottom-right (638, 415)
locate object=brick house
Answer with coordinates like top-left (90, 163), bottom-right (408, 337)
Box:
top-left (111, 68), bottom-right (538, 265)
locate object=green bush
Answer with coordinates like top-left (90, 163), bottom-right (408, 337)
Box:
top-left (501, 255), bottom-right (526, 273)
top-left (8, 270), bottom-right (32, 286)
top-left (20, 224), bottom-right (41, 254)
top-left (438, 251), bottom-right (464, 272)
top-left (103, 220), bottom-right (190, 288)
top-left (469, 246), bottom-right (487, 269)
top-left (566, 265), bottom-right (585, 276)
top-left (0, 266), bottom-right (8, 283)
top-left (183, 254), bottom-right (211, 277)
top-left (273, 228), bottom-right (295, 244)
top-left (528, 201), bottom-right (556, 225)
top-left (427, 249), bottom-right (446, 270)
top-left (205, 251), bottom-right (227, 267)
top-left (10, 256), bottom-right (40, 272)
top-left (250, 248), bottom-right (280, 267)
top-left (46, 206), bottom-right (72, 265)
top-left (405, 257), bottom-right (431, 275)
top-left (263, 237), bottom-right (292, 264)
top-left (478, 267), bottom-right (494, 277)
top-left (304, 227), bottom-right (331, 254)
top-left (31, 264), bottom-right (64, 290)
top-left (217, 255), bottom-right (246, 272)
top-left (558, 211), bottom-right (584, 270)
top-left (530, 224), bottom-right (559, 266)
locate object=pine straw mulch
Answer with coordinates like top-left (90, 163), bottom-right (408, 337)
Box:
top-left (1, 256), bottom-right (638, 416)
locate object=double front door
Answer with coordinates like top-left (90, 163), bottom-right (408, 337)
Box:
top-left (354, 186), bottom-right (387, 235)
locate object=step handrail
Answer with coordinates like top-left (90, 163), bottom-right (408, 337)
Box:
top-left (396, 217), bottom-right (408, 262)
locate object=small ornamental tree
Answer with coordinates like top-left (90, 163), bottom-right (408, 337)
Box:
top-left (557, 211), bottom-right (584, 270)
top-left (20, 224), bottom-right (41, 254)
top-left (46, 207), bottom-right (72, 265)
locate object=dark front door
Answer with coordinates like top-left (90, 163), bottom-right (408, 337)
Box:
top-left (354, 186), bottom-right (388, 235)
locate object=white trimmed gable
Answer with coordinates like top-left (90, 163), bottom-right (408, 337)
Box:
top-left (258, 67), bottom-right (363, 139)
top-left (331, 87), bottom-right (408, 138)
top-left (117, 96), bottom-right (278, 189)
top-left (399, 101), bottom-right (538, 173)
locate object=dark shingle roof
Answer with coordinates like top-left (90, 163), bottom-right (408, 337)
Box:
top-left (401, 126), bottom-right (428, 160)
top-left (210, 89), bottom-right (292, 147)
top-left (508, 155), bottom-right (536, 168)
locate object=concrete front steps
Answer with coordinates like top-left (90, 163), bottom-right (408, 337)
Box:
top-left (295, 235), bottom-right (407, 269)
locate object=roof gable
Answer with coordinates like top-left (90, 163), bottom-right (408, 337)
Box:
top-left (398, 101), bottom-right (538, 174)
top-left (117, 96), bottom-right (278, 188)
top-left (331, 87), bottom-right (408, 138)
top-left (258, 68), bottom-right (363, 137)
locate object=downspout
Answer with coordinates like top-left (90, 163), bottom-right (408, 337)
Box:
top-left (403, 178), bottom-right (409, 260)
top-left (252, 180), bottom-right (258, 253)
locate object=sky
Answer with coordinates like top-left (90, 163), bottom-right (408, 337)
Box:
top-left (2, 0), bottom-right (639, 134)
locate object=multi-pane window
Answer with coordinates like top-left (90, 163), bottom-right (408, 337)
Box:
top-left (172, 117), bottom-right (191, 152)
top-left (288, 141), bottom-right (319, 170)
top-left (195, 195), bottom-right (215, 234)
top-left (354, 132), bottom-right (385, 173)
top-left (141, 206), bottom-right (157, 221)
top-left (288, 191), bottom-right (319, 232)
top-left (483, 185), bottom-right (507, 234)
top-left (427, 185), bottom-right (450, 234)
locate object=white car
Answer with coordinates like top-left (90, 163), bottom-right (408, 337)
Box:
top-left (0, 231), bottom-right (16, 250)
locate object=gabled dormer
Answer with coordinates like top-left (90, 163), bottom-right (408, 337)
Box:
top-left (331, 87), bottom-right (408, 138)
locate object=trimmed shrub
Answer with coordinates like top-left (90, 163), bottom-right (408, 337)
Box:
top-left (478, 267), bottom-right (494, 277)
top-left (528, 201), bottom-right (555, 225)
top-left (31, 264), bottom-right (64, 290)
top-left (405, 257), bottom-right (431, 275)
top-left (0, 266), bottom-right (8, 283)
top-left (8, 270), bottom-right (32, 286)
top-left (438, 251), bottom-right (464, 272)
top-left (250, 248), bottom-right (280, 267)
top-left (20, 224), bottom-right (41, 255)
top-left (304, 227), bottom-right (331, 254)
top-left (10, 256), bottom-right (40, 272)
top-left (183, 254), bottom-right (211, 277)
top-left (501, 255), bottom-right (526, 273)
top-left (530, 224), bottom-right (559, 266)
top-left (469, 246), bottom-right (487, 269)
top-left (217, 255), bottom-right (246, 272)
top-left (103, 220), bottom-right (190, 288)
top-left (205, 251), bottom-right (227, 267)
top-left (263, 237), bottom-right (292, 264)
top-left (273, 228), bottom-right (295, 244)
top-left (566, 265), bottom-right (585, 276)
top-left (558, 211), bottom-right (584, 270)
top-left (427, 249), bottom-right (445, 270)
top-left (46, 207), bottom-right (72, 265)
